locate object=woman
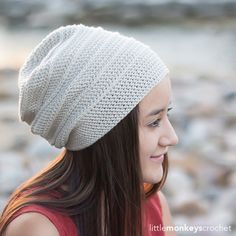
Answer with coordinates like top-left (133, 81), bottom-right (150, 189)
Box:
top-left (0, 24), bottom-right (178, 236)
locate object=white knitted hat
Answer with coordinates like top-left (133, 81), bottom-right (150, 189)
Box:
top-left (18, 24), bottom-right (169, 151)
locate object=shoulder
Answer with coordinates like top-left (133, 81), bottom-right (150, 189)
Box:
top-left (3, 212), bottom-right (60, 236)
top-left (157, 190), bottom-right (177, 236)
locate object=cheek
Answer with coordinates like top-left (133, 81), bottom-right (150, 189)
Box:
top-left (139, 127), bottom-right (159, 156)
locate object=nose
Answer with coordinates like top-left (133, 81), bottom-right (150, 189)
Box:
top-left (158, 118), bottom-right (179, 147)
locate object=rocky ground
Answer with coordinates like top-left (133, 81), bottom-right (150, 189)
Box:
top-left (1, 0), bottom-right (236, 28)
top-left (0, 20), bottom-right (236, 235)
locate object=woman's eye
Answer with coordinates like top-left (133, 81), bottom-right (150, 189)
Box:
top-left (149, 118), bottom-right (161, 128)
top-left (148, 107), bottom-right (173, 128)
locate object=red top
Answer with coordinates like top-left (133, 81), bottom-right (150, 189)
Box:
top-left (144, 193), bottom-right (164, 236)
top-left (10, 191), bottom-right (164, 236)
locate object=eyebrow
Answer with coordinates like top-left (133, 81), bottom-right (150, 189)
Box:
top-left (146, 101), bottom-right (172, 117)
top-left (146, 108), bottom-right (164, 117)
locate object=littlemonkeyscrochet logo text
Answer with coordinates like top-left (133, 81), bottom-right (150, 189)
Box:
top-left (149, 223), bottom-right (232, 234)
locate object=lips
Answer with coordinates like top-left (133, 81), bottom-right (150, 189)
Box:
top-left (150, 152), bottom-right (166, 158)
top-left (150, 155), bottom-right (163, 158)
top-left (150, 154), bottom-right (164, 163)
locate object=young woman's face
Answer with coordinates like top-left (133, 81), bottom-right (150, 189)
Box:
top-left (138, 75), bottom-right (178, 184)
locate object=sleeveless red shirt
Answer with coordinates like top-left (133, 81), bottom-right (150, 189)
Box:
top-left (10, 191), bottom-right (164, 236)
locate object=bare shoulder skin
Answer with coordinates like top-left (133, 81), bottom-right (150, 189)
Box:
top-left (158, 191), bottom-right (177, 236)
top-left (3, 212), bottom-right (60, 236)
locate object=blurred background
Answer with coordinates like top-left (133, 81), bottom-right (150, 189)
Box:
top-left (0, 0), bottom-right (236, 235)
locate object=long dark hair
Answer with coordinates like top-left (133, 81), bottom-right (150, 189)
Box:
top-left (0, 103), bottom-right (168, 236)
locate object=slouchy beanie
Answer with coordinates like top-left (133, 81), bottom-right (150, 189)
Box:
top-left (18, 24), bottom-right (169, 151)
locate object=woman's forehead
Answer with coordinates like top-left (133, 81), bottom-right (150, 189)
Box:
top-left (139, 76), bottom-right (172, 115)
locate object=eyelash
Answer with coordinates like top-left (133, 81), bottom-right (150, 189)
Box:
top-left (149, 107), bottom-right (173, 128)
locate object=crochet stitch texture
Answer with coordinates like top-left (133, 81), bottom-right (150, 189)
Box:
top-left (18, 24), bottom-right (169, 150)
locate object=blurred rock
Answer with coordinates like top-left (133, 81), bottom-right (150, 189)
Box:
top-left (223, 89), bottom-right (236, 102)
top-left (25, 138), bottom-right (61, 174)
top-left (0, 69), bottom-right (18, 100)
top-left (0, 102), bottom-right (18, 122)
top-left (228, 171), bottom-right (236, 187)
top-left (0, 195), bottom-right (9, 213)
top-left (1, 0), bottom-right (236, 28)
top-left (26, 137), bottom-right (61, 159)
top-left (0, 152), bottom-right (31, 194)
top-left (0, 121), bottom-right (28, 151)
top-left (183, 118), bottom-right (217, 150)
top-left (202, 186), bottom-right (222, 202)
top-left (164, 167), bottom-right (194, 197)
top-left (172, 200), bottom-right (208, 217)
top-left (221, 130), bottom-right (236, 150)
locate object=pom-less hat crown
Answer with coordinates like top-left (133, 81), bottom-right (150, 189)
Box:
top-left (18, 24), bottom-right (169, 151)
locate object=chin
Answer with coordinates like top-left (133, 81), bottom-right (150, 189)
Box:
top-left (143, 172), bottom-right (163, 184)
top-left (143, 164), bottom-right (163, 183)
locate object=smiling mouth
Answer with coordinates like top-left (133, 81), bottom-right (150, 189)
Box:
top-left (150, 154), bottom-right (164, 162)
top-left (150, 151), bottom-right (167, 158)
top-left (150, 155), bottom-right (163, 158)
